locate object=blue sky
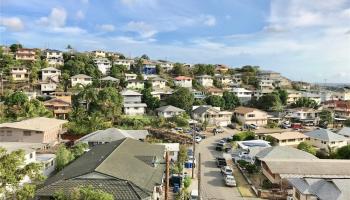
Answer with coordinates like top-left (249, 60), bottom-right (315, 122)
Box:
top-left (1, 0), bottom-right (350, 83)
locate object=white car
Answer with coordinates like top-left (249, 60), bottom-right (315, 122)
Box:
top-left (224, 175), bottom-right (236, 187)
top-left (195, 136), bottom-right (202, 143)
top-left (250, 124), bottom-right (259, 130)
top-left (221, 166), bottom-right (233, 176)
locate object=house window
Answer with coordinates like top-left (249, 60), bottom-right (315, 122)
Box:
top-left (23, 131), bottom-right (31, 136)
top-left (29, 153), bottom-right (33, 159)
top-left (248, 114), bottom-right (255, 118)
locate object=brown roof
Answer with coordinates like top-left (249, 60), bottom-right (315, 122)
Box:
top-left (267, 131), bottom-right (309, 140)
top-left (175, 76), bottom-right (192, 81)
top-left (234, 106), bottom-right (264, 114)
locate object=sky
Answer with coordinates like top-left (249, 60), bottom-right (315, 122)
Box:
top-left (1, 0), bottom-right (350, 83)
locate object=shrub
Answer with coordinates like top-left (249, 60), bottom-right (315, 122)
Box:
top-left (262, 179), bottom-right (273, 189)
top-left (245, 164), bottom-right (258, 174)
top-left (183, 177), bottom-right (191, 188)
top-left (237, 160), bottom-right (249, 168)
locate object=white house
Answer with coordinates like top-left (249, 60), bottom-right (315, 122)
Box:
top-left (114, 59), bottom-right (134, 70)
top-left (156, 143), bottom-right (179, 162)
top-left (121, 90), bottom-right (147, 115)
top-left (259, 79), bottom-right (274, 90)
top-left (155, 105), bottom-right (185, 118)
top-left (286, 108), bottom-right (319, 125)
top-left (44, 49), bottom-right (64, 66)
top-left (93, 58), bottom-right (111, 75)
top-left (304, 129), bottom-right (348, 150)
top-left (174, 76), bottom-right (192, 88)
top-left (11, 66), bottom-right (29, 81)
top-left (41, 67), bottom-right (61, 82)
top-left (233, 106), bottom-right (268, 126)
top-left (40, 83), bottom-right (57, 94)
top-left (196, 75), bottom-right (213, 87)
top-left (215, 75), bottom-right (232, 87)
top-left (150, 77), bottom-right (167, 89)
top-left (192, 106), bottom-right (232, 127)
top-left (71, 74), bottom-right (92, 87)
top-left (232, 88), bottom-right (253, 104)
top-left (125, 73), bottom-right (138, 81)
top-left (127, 79), bottom-right (144, 90)
top-left (157, 61), bottom-right (174, 71)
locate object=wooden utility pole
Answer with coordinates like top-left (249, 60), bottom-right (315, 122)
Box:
top-left (165, 151), bottom-right (169, 200)
top-left (198, 153), bottom-right (201, 200)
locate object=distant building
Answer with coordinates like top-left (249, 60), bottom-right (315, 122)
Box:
top-left (196, 75), bottom-right (213, 87)
top-left (0, 117), bottom-right (67, 144)
top-left (93, 58), bottom-right (111, 75)
top-left (71, 74), bottom-right (92, 87)
top-left (259, 131), bottom-right (309, 146)
top-left (304, 129), bottom-right (348, 150)
top-left (174, 76), bottom-right (192, 88)
top-left (15, 48), bottom-right (36, 61)
top-left (44, 49), bottom-right (64, 66)
top-left (143, 60), bottom-right (156, 74)
top-left (157, 60), bottom-right (174, 71)
top-left (192, 89), bottom-right (206, 99)
top-left (150, 77), bottom-right (167, 89)
top-left (91, 50), bottom-right (106, 58)
top-left (192, 106), bottom-right (232, 127)
top-left (234, 106), bottom-right (268, 126)
top-left (215, 64), bottom-right (229, 73)
top-left (114, 59), bottom-right (134, 70)
top-left (285, 107), bottom-right (320, 125)
top-left (156, 143), bottom-right (180, 161)
top-left (41, 67), bottom-right (61, 82)
top-left (44, 98), bottom-right (72, 119)
top-left (127, 79), bottom-right (144, 90)
top-left (206, 87), bottom-right (224, 96)
top-left (232, 88), bottom-right (252, 104)
top-left (10, 66), bottom-right (29, 81)
top-left (121, 90), bottom-right (147, 115)
top-left (125, 73), bottom-right (138, 81)
top-left (156, 105), bottom-right (185, 118)
top-left (40, 83), bottom-right (57, 95)
top-left (215, 75), bottom-right (232, 87)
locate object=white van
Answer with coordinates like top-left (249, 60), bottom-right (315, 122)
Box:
top-left (190, 190), bottom-right (199, 200)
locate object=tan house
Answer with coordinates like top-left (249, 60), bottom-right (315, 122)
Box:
top-left (11, 66), bottom-right (29, 81)
top-left (51, 92), bottom-right (72, 104)
top-left (0, 117), bottom-right (67, 144)
top-left (304, 129), bottom-right (348, 150)
top-left (44, 98), bottom-right (72, 119)
top-left (150, 77), bottom-right (167, 89)
top-left (234, 106), bottom-right (268, 126)
top-left (192, 106), bottom-right (232, 127)
top-left (206, 87), bottom-right (224, 96)
top-left (71, 74), bottom-right (92, 87)
top-left (196, 75), bottom-right (213, 87)
top-left (15, 48), bottom-right (36, 61)
top-left (260, 131), bottom-right (309, 146)
top-left (91, 50), bottom-right (106, 58)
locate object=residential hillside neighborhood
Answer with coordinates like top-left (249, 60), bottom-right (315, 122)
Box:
top-left (2, 44), bottom-right (350, 200)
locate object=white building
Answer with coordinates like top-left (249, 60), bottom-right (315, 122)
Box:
top-left (91, 50), bottom-right (106, 58)
top-left (286, 108), bottom-right (319, 125)
top-left (71, 74), bottom-right (93, 87)
top-left (155, 105), bottom-right (185, 118)
top-left (127, 79), bottom-right (144, 90)
top-left (158, 61), bottom-right (174, 71)
top-left (304, 129), bottom-right (348, 150)
top-left (156, 143), bottom-right (179, 162)
top-left (121, 90), bottom-right (147, 115)
top-left (44, 49), bottom-right (64, 66)
top-left (114, 59), bottom-right (134, 70)
top-left (125, 73), bottom-right (138, 81)
top-left (232, 88), bottom-right (253, 104)
top-left (11, 66), bottom-right (29, 81)
top-left (40, 83), bottom-right (57, 94)
top-left (174, 76), bottom-right (192, 88)
top-left (216, 75), bottom-right (232, 87)
top-left (196, 75), bottom-right (213, 87)
top-left (150, 77), bottom-right (167, 89)
top-left (41, 67), bottom-right (61, 82)
top-left (93, 58), bottom-right (111, 75)
top-left (259, 79), bottom-right (274, 90)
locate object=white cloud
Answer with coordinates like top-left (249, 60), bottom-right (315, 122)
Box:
top-left (37, 7), bottom-right (67, 27)
top-left (50, 27), bottom-right (86, 34)
top-left (76, 10), bottom-right (85, 20)
top-left (125, 21), bottom-right (157, 38)
top-left (98, 24), bottom-right (116, 32)
top-left (120, 0), bottom-right (158, 7)
top-left (202, 15), bottom-right (216, 26)
top-left (0, 17), bottom-right (24, 31)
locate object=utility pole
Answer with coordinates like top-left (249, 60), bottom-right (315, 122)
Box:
top-left (192, 124), bottom-right (196, 179)
top-left (198, 153), bottom-right (201, 200)
top-left (165, 151), bottom-right (169, 200)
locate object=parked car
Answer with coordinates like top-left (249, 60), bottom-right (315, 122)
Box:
top-left (249, 124), bottom-right (259, 130)
top-left (291, 123), bottom-right (302, 130)
top-left (227, 123), bottom-right (236, 129)
top-left (197, 133), bottom-right (207, 139)
top-left (215, 143), bottom-right (231, 152)
top-left (174, 127), bottom-right (183, 132)
top-left (213, 127), bottom-right (224, 133)
top-left (190, 190), bottom-right (200, 200)
top-left (281, 122), bottom-right (291, 129)
top-left (195, 136), bottom-right (202, 143)
top-left (224, 175), bottom-right (236, 187)
top-left (221, 166), bottom-right (233, 176)
top-left (216, 157), bottom-right (227, 168)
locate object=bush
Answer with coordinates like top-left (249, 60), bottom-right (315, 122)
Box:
top-left (183, 177), bottom-right (191, 188)
top-left (266, 121), bottom-right (278, 129)
top-left (237, 160), bottom-right (248, 168)
top-left (232, 131), bottom-right (255, 141)
top-left (297, 142), bottom-right (316, 155)
top-left (262, 179), bottom-right (273, 189)
top-left (245, 164), bottom-right (258, 174)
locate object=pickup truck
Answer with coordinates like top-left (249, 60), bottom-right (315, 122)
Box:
top-left (216, 157), bottom-right (227, 168)
top-left (215, 143), bottom-right (231, 152)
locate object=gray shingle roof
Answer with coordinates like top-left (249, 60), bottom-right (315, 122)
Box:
top-left (337, 127), bottom-right (350, 137)
top-left (76, 128), bottom-right (149, 143)
top-left (192, 106), bottom-right (211, 115)
top-left (121, 90), bottom-right (142, 96)
top-left (255, 146), bottom-right (317, 161)
top-left (71, 74), bottom-right (92, 79)
top-left (304, 129), bottom-right (347, 142)
top-left (38, 138), bottom-right (165, 199)
top-left (100, 76), bottom-right (119, 82)
top-left (156, 105), bottom-right (185, 112)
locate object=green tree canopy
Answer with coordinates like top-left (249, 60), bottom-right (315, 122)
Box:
top-left (222, 91), bottom-right (240, 110)
top-left (205, 95), bottom-right (225, 108)
top-left (54, 186), bottom-right (114, 200)
top-left (172, 63), bottom-right (189, 76)
top-left (256, 93), bottom-right (282, 111)
top-left (336, 145), bottom-right (350, 159)
top-left (297, 142), bottom-right (316, 155)
top-left (142, 88), bottom-right (160, 111)
top-left (9, 43), bottom-right (23, 53)
top-left (166, 88), bottom-right (194, 112)
top-left (292, 97), bottom-right (318, 109)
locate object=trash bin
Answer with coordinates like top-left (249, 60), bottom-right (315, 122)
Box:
top-left (173, 184), bottom-right (180, 193)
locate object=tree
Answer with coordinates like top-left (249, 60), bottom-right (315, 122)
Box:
top-left (274, 89), bottom-right (288, 105)
top-left (110, 64), bottom-right (127, 79)
top-left (71, 143), bottom-right (89, 158)
top-left (166, 88), bottom-right (194, 112)
top-left (155, 64), bottom-right (163, 75)
top-left (297, 142), bottom-right (316, 155)
top-left (172, 63), bottom-right (189, 76)
top-left (336, 145), bottom-right (350, 159)
top-left (265, 135), bottom-right (277, 146)
top-left (140, 54), bottom-right (149, 60)
top-left (222, 91), bottom-right (240, 110)
top-left (256, 93), bottom-right (282, 111)
top-left (9, 43), bottom-right (23, 53)
top-left (96, 87), bottom-right (123, 123)
top-left (54, 186), bottom-right (114, 200)
top-left (292, 97), bottom-right (318, 109)
top-left (142, 88), bottom-right (160, 111)
top-left (0, 148), bottom-right (43, 199)
top-left (213, 78), bottom-right (223, 88)
top-left (205, 95), bottom-right (225, 108)
top-left (55, 145), bottom-right (74, 171)
top-left (319, 110), bottom-right (333, 126)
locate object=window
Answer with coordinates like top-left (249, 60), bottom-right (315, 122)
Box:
top-left (29, 153), bottom-right (33, 159)
top-left (248, 114), bottom-right (255, 118)
top-left (23, 131), bottom-right (31, 136)
top-left (16, 75), bottom-right (21, 78)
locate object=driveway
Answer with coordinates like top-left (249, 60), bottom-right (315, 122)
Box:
top-left (196, 128), bottom-right (261, 200)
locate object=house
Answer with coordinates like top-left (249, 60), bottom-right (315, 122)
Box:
top-left (93, 58), bottom-right (111, 75)
top-left (174, 76), bottom-right (192, 88)
top-left (236, 140), bottom-right (271, 150)
top-left (75, 128), bottom-right (149, 147)
top-left (157, 60), bottom-right (174, 71)
top-left (1, 142), bottom-right (56, 178)
top-left (285, 108), bottom-right (319, 125)
top-left (143, 60), bottom-right (156, 74)
top-left (155, 143), bottom-right (179, 162)
top-left (36, 138), bottom-right (165, 200)
top-left (196, 75), bottom-right (213, 87)
top-left (44, 49), bottom-right (63, 66)
top-left (100, 76), bottom-right (119, 83)
top-left (215, 64), bottom-right (229, 73)
top-left (287, 178), bottom-right (350, 200)
top-left (234, 106), bottom-right (268, 126)
top-left (192, 89), bottom-right (206, 99)
top-left (287, 90), bottom-right (302, 105)
top-left (91, 50), bottom-right (106, 58)
top-left (156, 105), bottom-right (185, 118)
top-left (121, 90), bottom-right (147, 115)
top-left (125, 73), bottom-right (138, 80)
top-left (11, 66), bottom-right (29, 81)
top-left (215, 75), bottom-right (232, 86)
top-left (232, 88), bottom-right (252, 104)
top-left (232, 73), bottom-right (242, 87)
top-left (40, 83), bottom-right (57, 95)
top-left (0, 117), bottom-right (67, 144)
top-left (258, 70), bottom-right (292, 88)
top-left (337, 127), bottom-right (350, 138)
top-left (259, 79), bottom-right (274, 90)
top-left (260, 131), bottom-right (309, 146)
top-left (15, 48), bottom-right (36, 61)
top-left (323, 100), bottom-right (350, 119)
top-left (206, 87), bottom-right (224, 96)
top-left (71, 74), bottom-right (92, 87)
top-left (304, 129), bottom-right (348, 149)
top-left (261, 159), bottom-right (350, 185)
top-left (114, 59), bottom-right (134, 70)
top-left (51, 92), bottom-right (72, 104)
top-left (44, 98), bottom-right (72, 119)
top-left (151, 88), bottom-right (173, 100)
top-left (302, 92), bottom-right (322, 105)
top-left (127, 79), bottom-right (144, 90)
top-left (192, 106), bottom-right (232, 127)
top-left (41, 67), bottom-right (61, 82)
top-left (150, 77), bottom-right (167, 89)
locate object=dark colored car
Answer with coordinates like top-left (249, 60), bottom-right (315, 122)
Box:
top-left (216, 157), bottom-right (227, 168)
